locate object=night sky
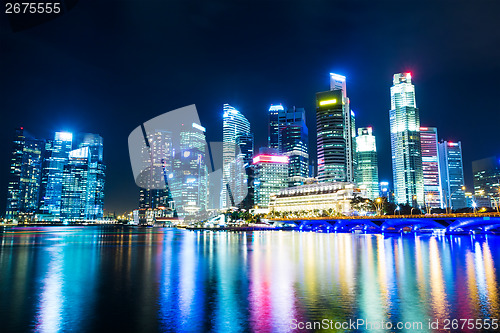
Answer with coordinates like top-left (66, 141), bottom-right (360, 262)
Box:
top-left (1, 0), bottom-right (499, 215)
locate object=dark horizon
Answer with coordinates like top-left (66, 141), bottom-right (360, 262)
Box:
top-left (1, 1), bottom-right (500, 214)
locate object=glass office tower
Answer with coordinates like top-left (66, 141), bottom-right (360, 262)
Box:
top-left (355, 127), bottom-right (379, 200)
top-left (268, 104), bottom-right (283, 150)
top-left (5, 127), bottom-right (45, 220)
top-left (438, 140), bottom-right (466, 210)
top-left (61, 133), bottom-right (106, 221)
top-left (420, 127), bottom-right (442, 208)
top-left (389, 73), bottom-right (424, 206)
top-left (222, 103), bottom-right (251, 208)
top-left (39, 131), bottom-right (73, 220)
top-left (170, 123), bottom-right (208, 217)
top-left (316, 73), bottom-right (354, 183)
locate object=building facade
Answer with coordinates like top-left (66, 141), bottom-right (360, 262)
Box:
top-left (355, 127), bottom-right (379, 200)
top-left (5, 128), bottom-right (105, 222)
top-left (222, 104), bottom-right (251, 208)
top-left (268, 104), bottom-right (283, 150)
top-left (316, 73), bottom-right (355, 183)
top-left (389, 73), bottom-right (424, 206)
top-left (5, 128), bottom-right (45, 220)
top-left (61, 134), bottom-right (106, 221)
top-left (269, 182), bottom-right (362, 215)
top-left (39, 131), bottom-right (73, 219)
top-left (253, 154), bottom-right (289, 208)
top-left (170, 123), bottom-right (208, 217)
top-left (438, 141), bottom-right (466, 210)
top-left (420, 127), bottom-right (442, 208)
top-left (472, 156), bottom-right (500, 209)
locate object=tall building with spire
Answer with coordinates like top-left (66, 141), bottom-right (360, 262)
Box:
top-left (389, 73), bottom-right (424, 206)
top-left (316, 73), bottom-right (355, 183)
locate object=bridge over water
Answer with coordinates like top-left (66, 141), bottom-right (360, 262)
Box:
top-left (269, 213), bottom-right (500, 234)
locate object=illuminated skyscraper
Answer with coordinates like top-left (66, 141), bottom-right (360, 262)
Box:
top-left (316, 73), bottom-right (355, 183)
top-left (268, 104), bottom-right (283, 150)
top-left (253, 154), bottom-right (289, 208)
top-left (170, 123), bottom-right (208, 217)
top-left (235, 133), bottom-right (254, 165)
top-left (5, 128), bottom-right (45, 220)
top-left (137, 130), bottom-right (174, 212)
top-left (420, 127), bottom-right (442, 208)
top-left (278, 106), bottom-right (309, 186)
top-left (472, 156), bottom-right (500, 209)
top-left (355, 127), bottom-right (379, 200)
top-left (39, 131), bottom-right (73, 219)
top-left (61, 133), bottom-right (105, 221)
top-left (438, 140), bottom-right (466, 210)
top-left (222, 104), bottom-right (251, 208)
top-left (389, 73), bottom-right (424, 206)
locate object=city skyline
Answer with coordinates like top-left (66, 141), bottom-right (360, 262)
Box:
top-left (3, 65), bottom-right (500, 215)
top-left (1, 1), bottom-right (499, 214)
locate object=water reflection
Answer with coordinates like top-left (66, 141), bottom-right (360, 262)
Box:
top-left (0, 227), bottom-right (499, 332)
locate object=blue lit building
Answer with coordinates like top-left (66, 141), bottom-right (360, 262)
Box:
top-left (282, 122), bottom-right (309, 186)
top-left (222, 103), bottom-right (251, 208)
top-left (268, 104), bottom-right (283, 150)
top-left (267, 104), bottom-right (309, 186)
top-left (438, 140), bottom-right (466, 210)
top-left (61, 133), bottom-right (106, 221)
top-left (170, 123), bottom-right (208, 217)
top-left (5, 128), bottom-right (106, 222)
top-left (39, 131), bottom-right (73, 219)
top-left (5, 128), bottom-right (45, 221)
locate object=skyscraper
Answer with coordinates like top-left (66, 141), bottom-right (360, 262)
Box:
top-left (355, 127), bottom-right (379, 200)
top-left (268, 104), bottom-right (283, 150)
top-left (5, 128), bottom-right (45, 220)
top-left (137, 130), bottom-right (174, 212)
top-left (472, 156), bottom-right (500, 209)
top-left (420, 127), bottom-right (442, 208)
top-left (222, 103), bottom-right (251, 208)
top-left (389, 73), bottom-right (424, 206)
top-left (253, 154), bottom-right (289, 208)
top-left (316, 73), bottom-right (354, 183)
top-left (278, 106), bottom-right (309, 186)
top-left (438, 141), bottom-right (466, 210)
top-left (235, 133), bottom-right (254, 166)
top-left (235, 133), bottom-right (255, 210)
top-left (170, 123), bottom-right (208, 217)
top-left (39, 131), bottom-right (73, 219)
top-left (61, 134), bottom-right (105, 221)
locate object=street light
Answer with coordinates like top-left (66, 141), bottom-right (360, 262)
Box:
top-left (425, 193), bottom-right (434, 214)
top-left (394, 206), bottom-right (400, 215)
top-left (371, 197), bottom-right (384, 216)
